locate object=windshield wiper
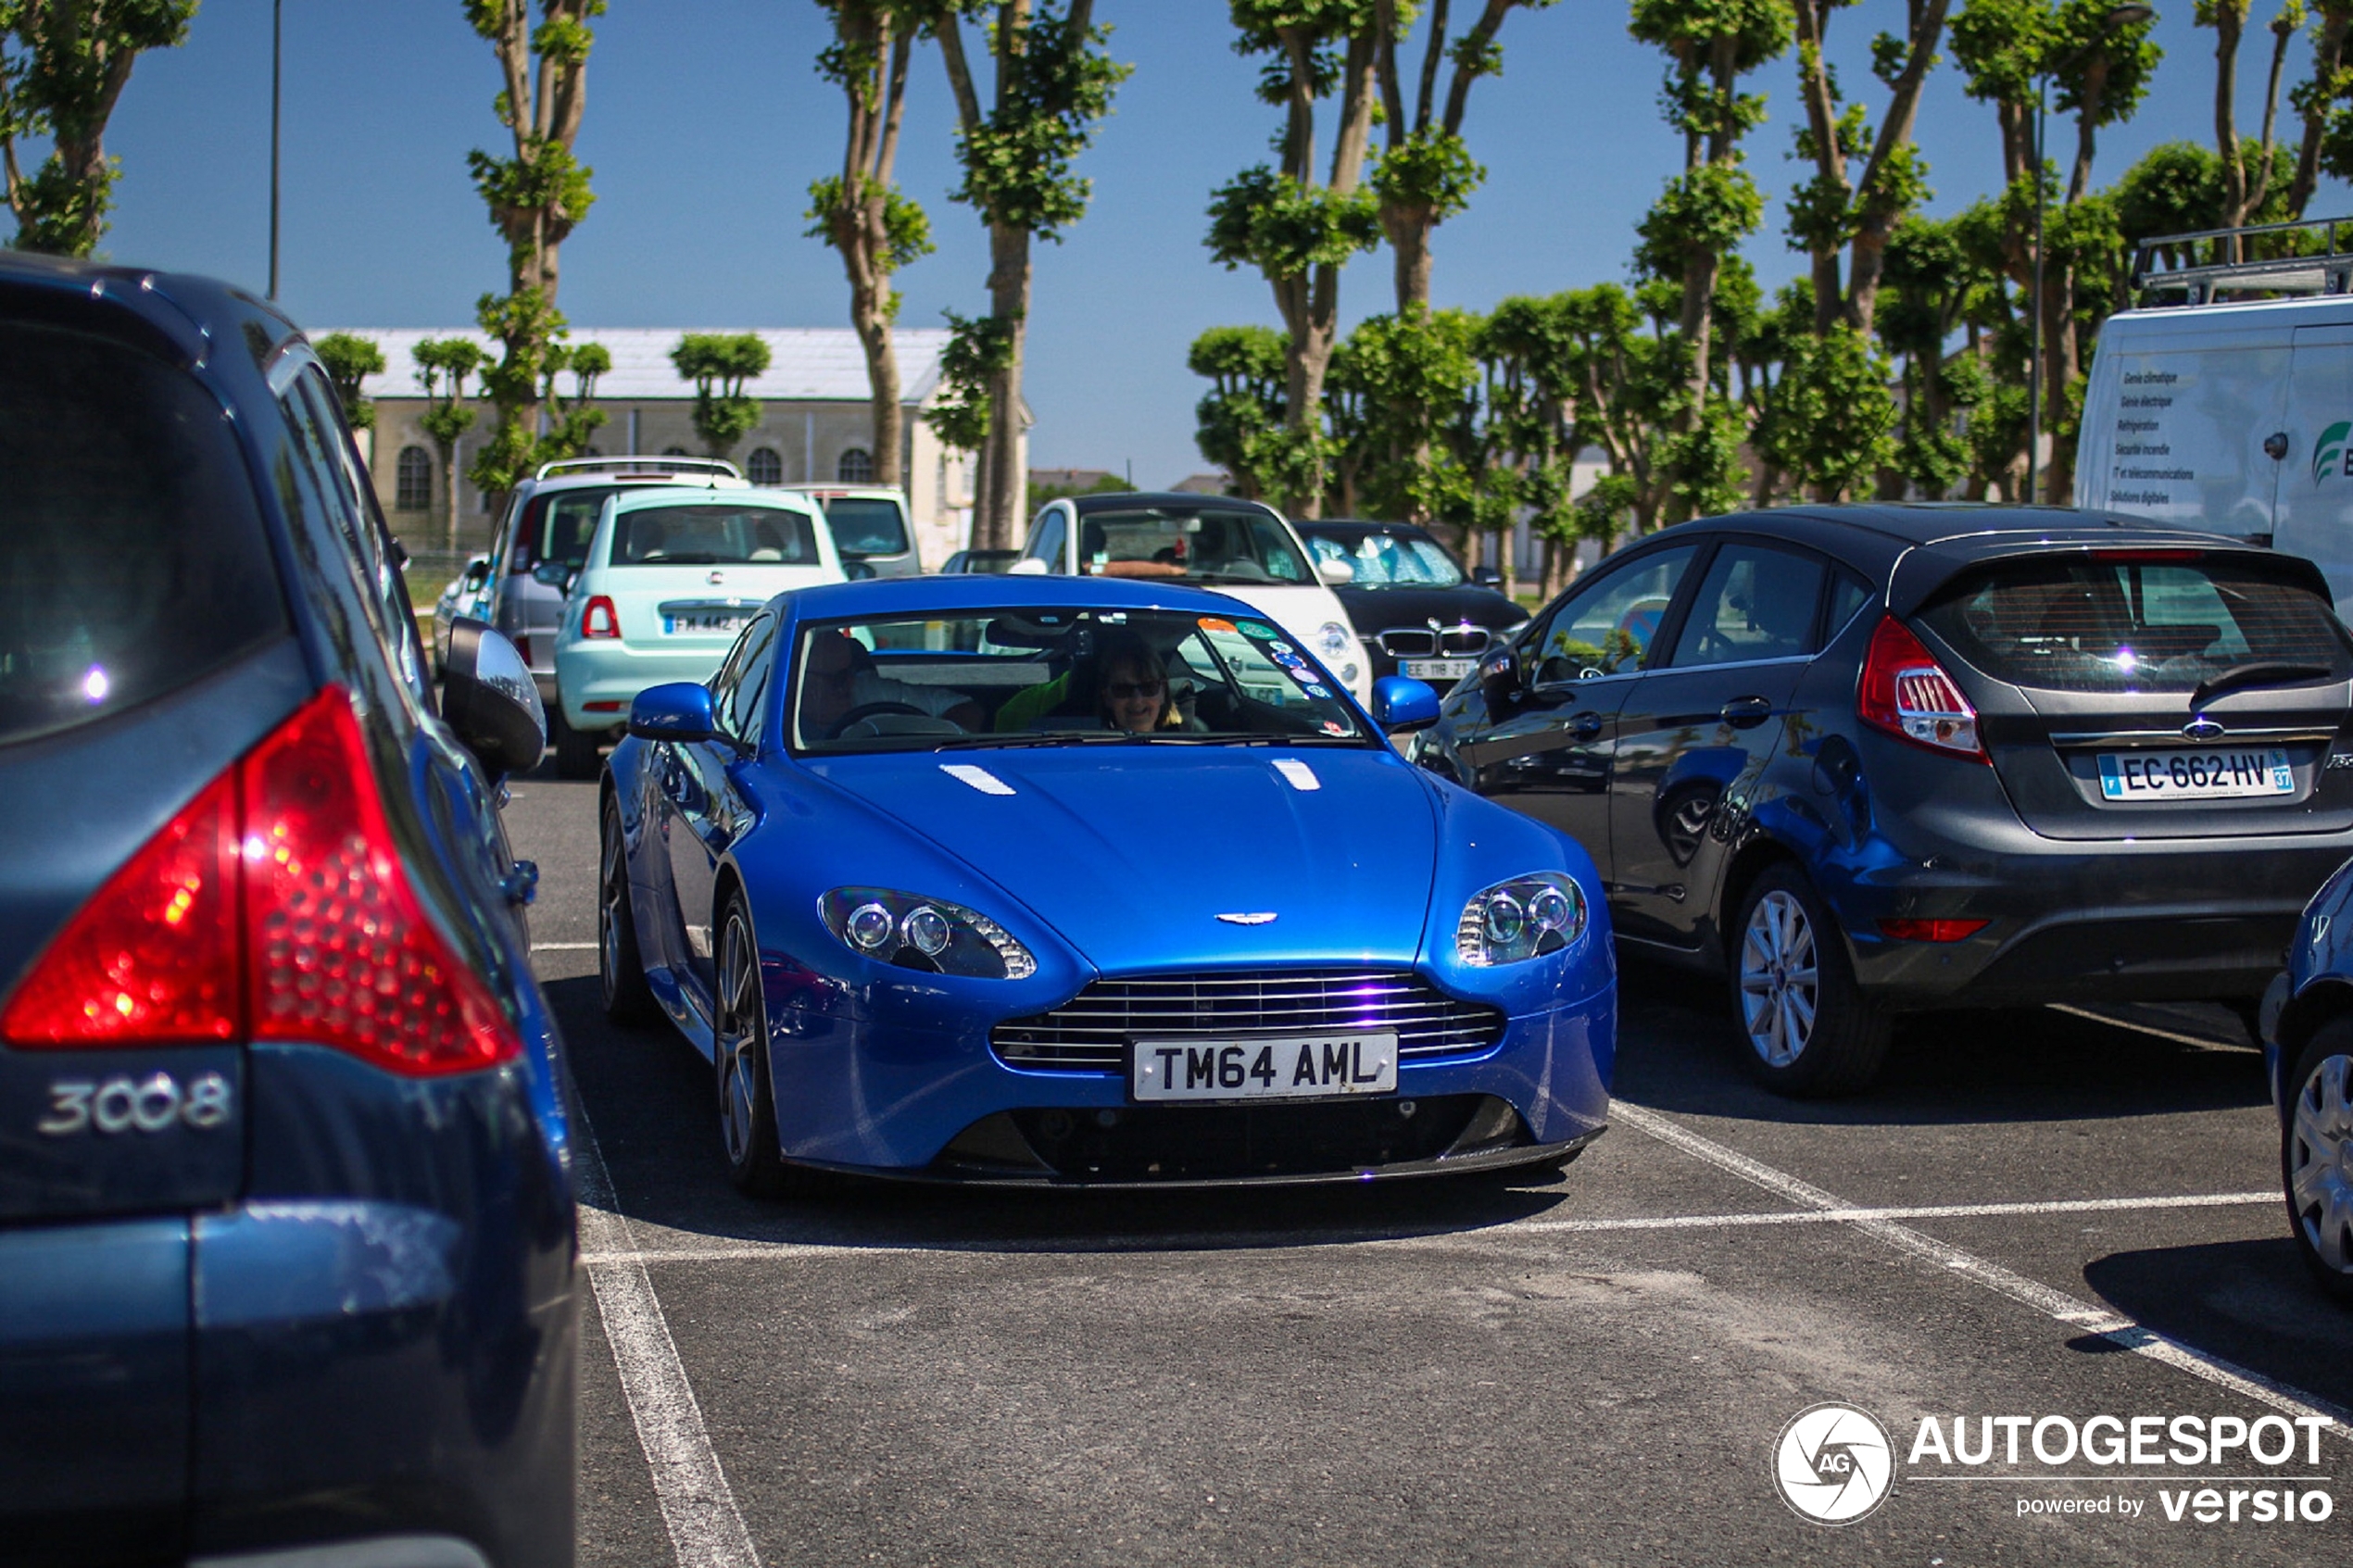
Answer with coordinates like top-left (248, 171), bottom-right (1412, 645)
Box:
top-left (2187, 660), bottom-right (2336, 710)
top-left (925, 731), bottom-right (1138, 749)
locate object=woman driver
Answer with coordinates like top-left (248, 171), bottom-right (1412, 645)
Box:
top-left (1095, 633), bottom-right (1186, 733)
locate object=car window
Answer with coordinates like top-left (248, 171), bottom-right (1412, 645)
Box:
top-left (1074, 504), bottom-right (1311, 586)
top-left (1666, 543), bottom-right (1828, 669)
top-left (1917, 555), bottom-right (2353, 693)
top-left (1304, 530), bottom-right (1465, 587)
top-left (787, 607), bottom-right (1371, 753)
top-left (1025, 508), bottom-right (1067, 572)
top-left (0, 320), bottom-right (289, 747)
top-left (1526, 545), bottom-right (1698, 683)
top-left (712, 612), bottom-right (777, 745)
top-left (1826, 568), bottom-right (1872, 638)
top-left (280, 365), bottom-right (421, 694)
top-left (820, 496), bottom-right (909, 557)
top-left (535, 489), bottom-right (614, 570)
top-left (611, 504), bottom-right (820, 566)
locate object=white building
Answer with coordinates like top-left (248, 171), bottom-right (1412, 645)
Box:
top-left (332, 327), bottom-right (1022, 571)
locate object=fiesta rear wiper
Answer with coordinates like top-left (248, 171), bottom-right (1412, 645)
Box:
top-left (2187, 660), bottom-right (2335, 710)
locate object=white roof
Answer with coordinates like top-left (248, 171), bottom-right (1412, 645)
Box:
top-left (321, 327), bottom-right (954, 404)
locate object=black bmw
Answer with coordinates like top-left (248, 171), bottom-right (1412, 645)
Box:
top-left (1417, 504), bottom-right (2353, 1096)
top-left (1296, 520), bottom-right (1529, 687)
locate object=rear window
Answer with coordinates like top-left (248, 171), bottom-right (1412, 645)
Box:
top-left (820, 496), bottom-right (909, 557)
top-left (0, 320), bottom-right (286, 747)
top-left (612, 503), bottom-right (820, 566)
top-left (1916, 556), bottom-right (2351, 693)
top-left (530, 486), bottom-right (621, 569)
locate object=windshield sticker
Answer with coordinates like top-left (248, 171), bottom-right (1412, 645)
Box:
top-left (1197, 617), bottom-right (1238, 634)
top-left (1268, 649), bottom-right (1306, 671)
top-left (1302, 682), bottom-right (1333, 698)
top-left (1320, 720), bottom-right (1348, 736)
top-left (1237, 621), bottom-right (1277, 640)
top-left (1265, 640), bottom-right (1297, 659)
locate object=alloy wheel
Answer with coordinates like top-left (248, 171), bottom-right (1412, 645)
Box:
top-left (716, 911), bottom-right (761, 1168)
top-left (598, 811), bottom-right (628, 1010)
top-left (1739, 889), bottom-right (1819, 1069)
top-left (2289, 1050), bottom-right (2353, 1275)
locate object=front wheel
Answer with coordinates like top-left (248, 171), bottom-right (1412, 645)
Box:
top-left (714, 891), bottom-right (822, 1198)
top-left (598, 798), bottom-right (658, 1024)
top-left (2283, 1018), bottom-right (2353, 1303)
top-left (1729, 864), bottom-right (1890, 1097)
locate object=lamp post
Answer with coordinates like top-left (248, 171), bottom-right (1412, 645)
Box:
top-left (2027, 3), bottom-right (2151, 505)
top-left (267, 0), bottom-right (282, 300)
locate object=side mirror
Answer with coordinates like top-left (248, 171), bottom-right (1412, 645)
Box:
top-left (1315, 556), bottom-right (1356, 585)
top-left (1470, 566), bottom-right (1504, 588)
top-left (1478, 644), bottom-right (1523, 712)
top-left (1007, 558), bottom-right (1051, 576)
top-left (1371, 676), bottom-right (1441, 734)
top-left (441, 619), bottom-right (547, 782)
top-left (532, 560), bottom-right (573, 591)
top-left (629, 682), bottom-right (719, 744)
top-left (459, 555), bottom-right (491, 591)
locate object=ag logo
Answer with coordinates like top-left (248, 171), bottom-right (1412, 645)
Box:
top-left (1773, 1402), bottom-right (1894, 1525)
top-left (2313, 420), bottom-right (2353, 486)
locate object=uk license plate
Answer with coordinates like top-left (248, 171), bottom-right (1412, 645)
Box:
top-left (2096, 747), bottom-right (2294, 800)
top-left (1403, 658), bottom-right (1476, 682)
top-left (1131, 1033), bottom-right (1398, 1102)
top-left (662, 612), bottom-right (749, 635)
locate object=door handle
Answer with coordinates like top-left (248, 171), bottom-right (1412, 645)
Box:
top-left (1569, 711), bottom-right (1604, 739)
top-left (1720, 696), bottom-right (1773, 728)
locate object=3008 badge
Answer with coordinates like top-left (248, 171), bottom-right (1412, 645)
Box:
top-left (38, 1071), bottom-right (233, 1136)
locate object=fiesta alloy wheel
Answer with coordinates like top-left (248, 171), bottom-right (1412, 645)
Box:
top-left (1730, 864), bottom-right (1890, 1097)
top-left (2284, 1020), bottom-right (2353, 1302)
top-left (714, 889), bottom-right (820, 1198)
top-left (598, 797), bottom-right (658, 1023)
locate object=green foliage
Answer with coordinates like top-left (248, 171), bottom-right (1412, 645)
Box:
top-left (2047, 0), bottom-right (2161, 125)
top-left (949, 2), bottom-right (1128, 242)
top-left (1326, 307), bottom-right (1482, 527)
top-left (0, 0), bottom-right (197, 256)
top-left (670, 332), bottom-right (771, 458)
top-left (1369, 127), bottom-right (1484, 224)
top-left (805, 172), bottom-right (936, 275)
top-left (924, 307), bottom-right (1015, 453)
top-left (311, 332), bottom-right (385, 432)
top-left (1754, 325), bottom-right (1898, 501)
top-left (1028, 472), bottom-right (1133, 508)
top-left (1950, 0), bottom-right (2051, 107)
top-left (1206, 163), bottom-right (1382, 280)
top-left (1188, 324), bottom-right (1289, 496)
top-left (414, 337), bottom-right (484, 452)
top-left (1636, 163), bottom-right (1767, 278)
top-left (1629, 0), bottom-right (1791, 142)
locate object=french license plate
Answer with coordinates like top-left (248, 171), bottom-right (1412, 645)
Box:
top-left (1131, 1033), bottom-right (1398, 1102)
top-left (662, 612), bottom-right (749, 635)
top-left (2096, 747), bottom-right (2294, 800)
top-left (1403, 658), bottom-right (1476, 681)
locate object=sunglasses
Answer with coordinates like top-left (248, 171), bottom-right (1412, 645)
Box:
top-left (1105, 679), bottom-right (1164, 700)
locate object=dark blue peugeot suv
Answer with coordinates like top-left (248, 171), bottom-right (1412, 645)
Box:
top-left (0, 256), bottom-right (574, 1566)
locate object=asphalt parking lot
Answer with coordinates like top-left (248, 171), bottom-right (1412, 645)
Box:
top-left (505, 766), bottom-right (2353, 1567)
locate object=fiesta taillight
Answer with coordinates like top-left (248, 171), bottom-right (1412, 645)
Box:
top-left (1, 687), bottom-right (521, 1075)
top-left (1858, 616), bottom-right (1986, 762)
top-left (581, 596), bottom-right (622, 639)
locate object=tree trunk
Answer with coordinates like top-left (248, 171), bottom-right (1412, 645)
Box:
top-left (442, 443), bottom-right (461, 553)
top-left (2292, 5), bottom-right (2353, 219)
top-left (976, 220), bottom-right (1031, 549)
top-left (2216, 3), bottom-right (2248, 243)
top-left (1387, 206), bottom-right (1434, 312)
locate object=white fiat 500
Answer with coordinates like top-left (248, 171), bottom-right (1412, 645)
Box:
top-left (551, 485), bottom-right (845, 773)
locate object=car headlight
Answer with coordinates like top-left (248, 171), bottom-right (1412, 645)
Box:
top-left (1315, 621), bottom-right (1353, 657)
top-left (1455, 872), bottom-right (1586, 966)
top-left (819, 887), bottom-right (1037, 979)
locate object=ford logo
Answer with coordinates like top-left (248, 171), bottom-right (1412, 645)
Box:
top-left (2183, 717), bottom-right (2227, 742)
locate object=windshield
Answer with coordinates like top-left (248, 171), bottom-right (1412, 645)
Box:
top-left (1304, 528), bottom-right (1465, 588)
top-left (788, 607), bottom-right (1371, 753)
top-left (610, 503), bottom-right (820, 567)
top-left (1073, 505), bottom-right (1310, 586)
top-left (819, 495), bottom-right (910, 557)
top-left (1917, 556), bottom-right (2352, 693)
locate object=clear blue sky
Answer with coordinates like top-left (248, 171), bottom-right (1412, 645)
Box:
top-left (53, 0), bottom-right (2353, 487)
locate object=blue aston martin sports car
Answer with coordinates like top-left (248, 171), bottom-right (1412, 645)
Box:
top-left (600, 575), bottom-right (1616, 1190)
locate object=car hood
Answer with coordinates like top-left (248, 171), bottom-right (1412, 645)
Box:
top-left (1334, 583), bottom-right (1526, 633)
top-left (799, 746), bottom-right (1441, 972)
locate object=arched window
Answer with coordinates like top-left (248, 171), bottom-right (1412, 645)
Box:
top-left (837, 446), bottom-right (875, 484)
top-left (395, 445), bottom-right (432, 511)
top-left (746, 446), bottom-right (783, 486)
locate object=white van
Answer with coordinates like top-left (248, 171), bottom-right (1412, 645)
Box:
top-left (2076, 233), bottom-right (2353, 605)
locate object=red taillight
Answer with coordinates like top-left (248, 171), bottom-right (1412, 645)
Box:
top-left (581, 596), bottom-right (622, 639)
top-left (2, 688), bottom-right (521, 1076)
top-left (511, 633), bottom-right (533, 668)
top-left (1857, 616), bottom-right (1986, 762)
top-left (1878, 918), bottom-right (1990, 943)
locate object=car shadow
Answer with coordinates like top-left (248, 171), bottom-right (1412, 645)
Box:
top-left (1612, 948), bottom-right (2271, 1128)
top-left (2079, 1236), bottom-right (2353, 1415)
top-left (544, 975), bottom-right (1582, 1257)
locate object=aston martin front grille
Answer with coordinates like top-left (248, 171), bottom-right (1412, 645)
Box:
top-left (991, 969), bottom-right (1504, 1073)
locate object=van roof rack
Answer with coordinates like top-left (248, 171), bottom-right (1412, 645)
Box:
top-left (2133, 215), bottom-right (2353, 305)
top-left (534, 456), bottom-right (743, 481)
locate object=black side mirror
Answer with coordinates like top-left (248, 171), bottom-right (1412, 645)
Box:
top-left (460, 555), bottom-right (491, 591)
top-left (1470, 566), bottom-right (1504, 588)
top-left (441, 619), bottom-right (547, 781)
top-left (531, 560), bottom-right (573, 591)
top-left (1478, 644), bottom-right (1522, 712)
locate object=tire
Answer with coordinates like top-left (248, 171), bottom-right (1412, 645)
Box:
top-left (713, 889), bottom-right (823, 1198)
top-left (1729, 863), bottom-right (1891, 1097)
top-left (552, 709), bottom-right (600, 780)
top-left (2282, 1018), bottom-right (2353, 1304)
top-left (598, 797), bottom-right (659, 1025)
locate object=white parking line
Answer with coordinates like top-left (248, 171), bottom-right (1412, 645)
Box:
top-left (577, 1190), bottom-right (2278, 1267)
top-left (2046, 1003), bottom-right (2251, 1052)
top-left (534, 941), bottom-right (598, 951)
top-left (574, 1112), bottom-right (763, 1568)
top-left (1607, 1101), bottom-right (2353, 1440)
